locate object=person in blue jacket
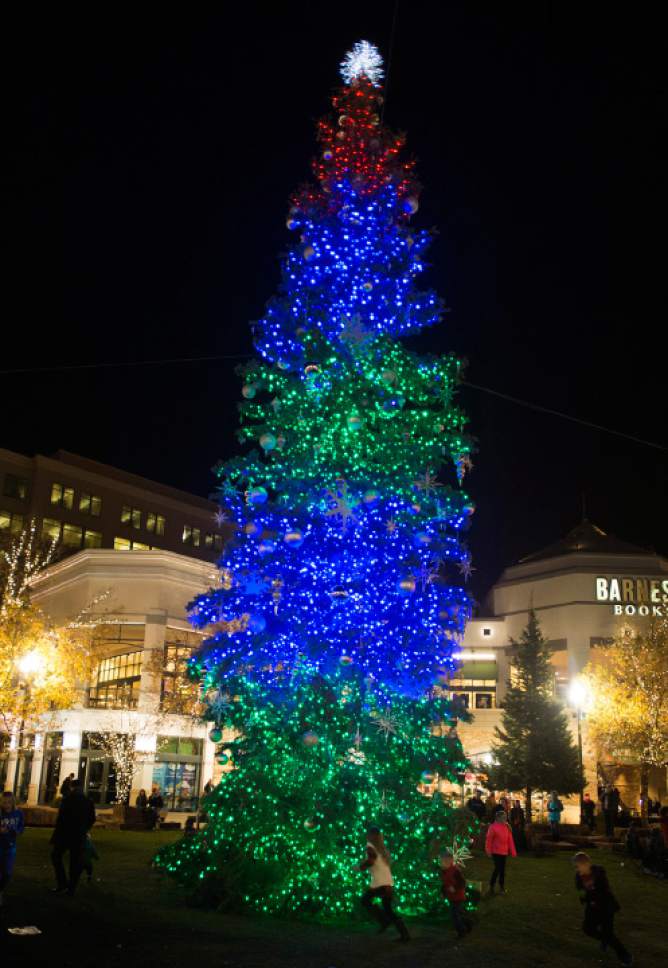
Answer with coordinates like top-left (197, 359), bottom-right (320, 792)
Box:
top-left (0, 790), bottom-right (25, 906)
top-left (547, 791), bottom-right (564, 841)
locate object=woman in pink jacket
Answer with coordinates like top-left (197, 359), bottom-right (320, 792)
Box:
top-left (485, 810), bottom-right (517, 894)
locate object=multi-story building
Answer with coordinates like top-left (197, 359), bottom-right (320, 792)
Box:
top-left (0, 449), bottom-right (233, 819)
top-left (0, 448), bottom-right (227, 560)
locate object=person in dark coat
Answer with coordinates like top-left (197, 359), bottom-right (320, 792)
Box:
top-left (59, 773), bottom-right (75, 799)
top-left (602, 787), bottom-right (620, 838)
top-left (466, 791), bottom-right (486, 822)
top-left (573, 852), bottom-right (632, 966)
top-left (147, 787), bottom-right (164, 829)
top-left (509, 800), bottom-right (526, 851)
top-left (582, 793), bottom-right (596, 832)
top-left (50, 777), bottom-right (96, 895)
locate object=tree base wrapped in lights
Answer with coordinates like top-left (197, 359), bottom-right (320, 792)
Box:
top-left (157, 671), bottom-right (474, 916)
top-left (156, 41), bottom-right (477, 918)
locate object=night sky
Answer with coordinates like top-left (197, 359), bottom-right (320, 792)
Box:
top-left (3, 4), bottom-right (666, 603)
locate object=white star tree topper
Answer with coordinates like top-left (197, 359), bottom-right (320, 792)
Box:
top-left (340, 40), bottom-right (384, 87)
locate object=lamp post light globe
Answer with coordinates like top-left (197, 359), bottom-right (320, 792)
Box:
top-left (568, 676), bottom-right (589, 711)
top-left (17, 649), bottom-right (45, 679)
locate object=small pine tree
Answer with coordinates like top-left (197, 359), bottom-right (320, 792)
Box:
top-left (490, 610), bottom-right (583, 821)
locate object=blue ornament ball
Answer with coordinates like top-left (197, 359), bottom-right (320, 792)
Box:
top-left (284, 529), bottom-right (304, 548)
top-left (209, 727), bottom-right (222, 744)
top-left (247, 613), bottom-right (266, 634)
top-left (363, 489), bottom-right (381, 507)
top-left (247, 486), bottom-right (268, 505)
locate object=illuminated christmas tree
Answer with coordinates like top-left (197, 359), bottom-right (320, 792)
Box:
top-left (157, 41), bottom-right (476, 917)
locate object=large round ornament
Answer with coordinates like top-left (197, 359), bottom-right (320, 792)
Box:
top-left (241, 384), bottom-right (257, 400)
top-left (414, 531), bottom-right (432, 547)
top-left (381, 369), bottom-right (397, 384)
top-left (362, 281), bottom-right (373, 292)
top-left (284, 529), bottom-right (304, 548)
top-left (247, 486), bottom-right (268, 505)
top-left (244, 521), bottom-right (261, 536)
top-left (247, 613), bottom-right (266, 634)
top-left (304, 817), bottom-right (320, 831)
top-left (259, 433), bottom-right (276, 451)
top-left (347, 413), bottom-right (363, 431)
top-left (339, 654), bottom-right (353, 666)
top-left (302, 731), bottom-right (319, 747)
top-left (420, 770), bottom-right (435, 784)
top-left (258, 539), bottom-right (276, 555)
top-left (404, 195), bottom-right (419, 214)
top-left (363, 489), bottom-right (381, 507)
top-left (397, 576), bottom-right (416, 596)
top-left (217, 753), bottom-right (229, 766)
top-left (303, 245), bottom-right (315, 262)
top-left (208, 727), bottom-right (222, 744)
top-left (323, 150), bottom-right (333, 161)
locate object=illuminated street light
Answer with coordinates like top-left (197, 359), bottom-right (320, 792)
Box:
top-left (17, 649), bottom-right (44, 679)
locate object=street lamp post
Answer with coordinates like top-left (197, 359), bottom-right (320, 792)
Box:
top-left (14, 650), bottom-right (45, 802)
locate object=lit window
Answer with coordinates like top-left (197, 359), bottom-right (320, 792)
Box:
top-left (2, 474), bottom-right (29, 501)
top-left (214, 534), bottom-right (223, 550)
top-left (182, 526), bottom-right (201, 548)
top-left (205, 533), bottom-right (213, 548)
top-left (0, 510), bottom-right (24, 534)
top-left (80, 493), bottom-right (102, 516)
top-left (62, 523), bottom-right (83, 548)
top-left (50, 483), bottom-right (74, 510)
top-left (114, 536), bottom-right (131, 551)
top-left (146, 512), bottom-right (165, 535)
top-left (41, 518), bottom-right (61, 542)
top-left (133, 541), bottom-right (150, 551)
top-left (121, 506), bottom-right (142, 529)
top-left (84, 530), bottom-right (102, 548)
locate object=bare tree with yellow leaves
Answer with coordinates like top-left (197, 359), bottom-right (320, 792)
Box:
top-left (582, 619), bottom-right (668, 818)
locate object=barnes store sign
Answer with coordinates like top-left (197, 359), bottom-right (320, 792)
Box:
top-left (595, 577), bottom-right (668, 616)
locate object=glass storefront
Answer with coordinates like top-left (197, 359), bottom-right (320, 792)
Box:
top-left (153, 736), bottom-right (202, 811)
top-left (79, 732), bottom-right (118, 805)
top-left (39, 732), bottom-right (63, 804)
top-left (13, 734), bottom-right (35, 804)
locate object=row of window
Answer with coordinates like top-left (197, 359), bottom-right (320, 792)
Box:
top-left (121, 505), bottom-right (166, 534)
top-left (50, 483), bottom-right (102, 516)
top-left (42, 518), bottom-right (103, 548)
top-left (183, 525), bottom-right (223, 550)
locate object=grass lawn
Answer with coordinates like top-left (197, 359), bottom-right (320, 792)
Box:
top-left (1, 828), bottom-right (665, 967)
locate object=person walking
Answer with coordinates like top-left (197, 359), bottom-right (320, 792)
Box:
top-left (509, 799), bottom-right (526, 851)
top-left (484, 791), bottom-right (497, 821)
top-left (50, 777), bottom-right (96, 895)
top-left (0, 791), bottom-right (25, 907)
top-left (547, 792), bottom-right (564, 841)
top-left (356, 827), bottom-right (410, 942)
top-left (439, 849), bottom-right (472, 937)
top-left (582, 793), bottom-right (596, 833)
top-left (602, 786), bottom-right (620, 839)
top-left (466, 790), bottom-right (486, 823)
top-left (573, 852), bottom-right (633, 966)
top-left (485, 810), bottom-right (516, 895)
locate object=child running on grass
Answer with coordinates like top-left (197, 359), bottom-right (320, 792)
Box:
top-left (83, 832), bottom-right (99, 883)
top-left (356, 827), bottom-right (410, 942)
top-left (573, 851), bottom-right (633, 966)
top-left (439, 849), bottom-right (472, 938)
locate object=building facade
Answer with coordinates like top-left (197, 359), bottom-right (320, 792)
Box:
top-left (3, 549), bottom-right (233, 819)
top-left (453, 520), bottom-right (668, 818)
top-left (0, 448), bottom-right (229, 560)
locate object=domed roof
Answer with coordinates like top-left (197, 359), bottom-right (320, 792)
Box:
top-left (520, 519), bottom-right (652, 563)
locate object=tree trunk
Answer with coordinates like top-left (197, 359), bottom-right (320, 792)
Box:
top-left (526, 784), bottom-right (532, 823)
top-left (640, 764), bottom-right (650, 821)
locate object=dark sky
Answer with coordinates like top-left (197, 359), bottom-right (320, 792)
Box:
top-left (3, 4), bottom-right (666, 603)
